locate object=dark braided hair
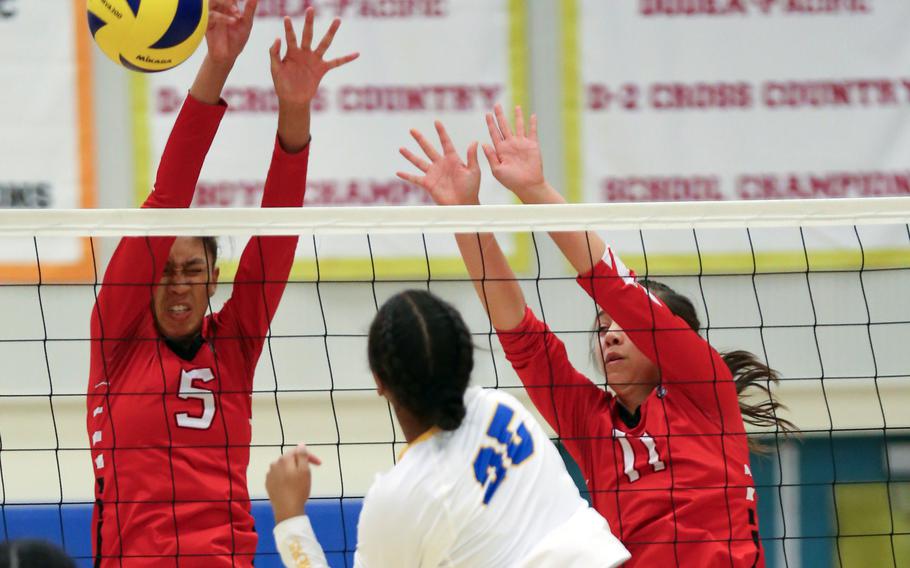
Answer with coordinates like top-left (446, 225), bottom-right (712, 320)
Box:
top-left (594, 279), bottom-right (797, 450)
top-left (368, 290), bottom-right (474, 431)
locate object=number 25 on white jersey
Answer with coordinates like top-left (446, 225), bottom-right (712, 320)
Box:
top-left (472, 403), bottom-right (535, 505)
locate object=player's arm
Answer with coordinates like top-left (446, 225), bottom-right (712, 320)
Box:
top-left (219, 10), bottom-right (358, 365)
top-left (481, 104), bottom-right (605, 274)
top-left (268, 9), bottom-right (358, 153)
top-left (575, 250), bottom-right (730, 406)
top-left (483, 104), bottom-right (727, 405)
top-left (397, 122), bottom-right (609, 450)
top-left (498, 306), bottom-right (613, 456)
top-left (188, 0), bottom-right (258, 104)
top-left (266, 445), bottom-right (332, 568)
top-left (397, 121), bottom-right (526, 330)
top-left (150, 0), bottom-right (256, 207)
top-left (272, 515), bottom-right (330, 568)
top-left (266, 445), bottom-right (436, 568)
top-left (93, 1), bottom-right (255, 343)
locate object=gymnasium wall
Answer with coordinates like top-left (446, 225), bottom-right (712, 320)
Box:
top-left (2, 2), bottom-right (910, 567)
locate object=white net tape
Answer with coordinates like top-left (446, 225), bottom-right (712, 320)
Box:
top-left (2, 198), bottom-right (909, 566)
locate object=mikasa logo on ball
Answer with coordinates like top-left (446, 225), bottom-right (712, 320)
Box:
top-left (87, 0), bottom-right (208, 72)
top-left (136, 54), bottom-right (173, 65)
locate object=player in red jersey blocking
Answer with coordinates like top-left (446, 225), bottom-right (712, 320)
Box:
top-left (86, 3), bottom-right (358, 566)
top-left (397, 110), bottom-right (796, 567)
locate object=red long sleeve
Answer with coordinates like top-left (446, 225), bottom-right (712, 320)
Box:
top-left (496, 307), bottom-right (613, 461)
top-left (91, 94), bottom-right (227, 349)
top-left (215, 137), bottom-right (309, 378)
top-left (576, 248), bottom-right (738, 422)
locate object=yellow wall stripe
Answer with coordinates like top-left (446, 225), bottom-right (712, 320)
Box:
top-left (509, 0), bottom-right (529, 110)
top-left (622, 248), bottom-right (910, 276)
top-left (131, 73), bottom-right (151, 207)
top-left (561, 0), bottom-right (582, 205)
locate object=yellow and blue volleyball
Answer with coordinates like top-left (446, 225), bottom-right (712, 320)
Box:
top-left (87, 0), bottom-right (208, 73)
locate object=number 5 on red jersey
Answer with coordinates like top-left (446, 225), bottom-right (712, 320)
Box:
top-left (176, 368), bottom-right (216, 430)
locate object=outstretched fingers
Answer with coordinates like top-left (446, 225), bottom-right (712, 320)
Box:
top-left (410, 128), bottom-right (442, 162)
top-left (268, 38), bottom-right (282, 67)
top-left (485, 113), bottom-right (503, 154)
top-left (530, 113), bottom-right (538, 140)
top-left (301, 7), bottom-right (315, 50)
top-left (466, 141), bottom-right (480, 171)
top-left (241, 0), bottom-right (258, 23)
top-left (325, 52), bottom-right (360, 70)
top-left (210, 0), bottom-right (240, 16)
top-left (494, 104), bottom-right (512, 139)
top-left (435, 121), bottom-right (457, 157)
top-left (282, 17), bottom-right (298, 53)
top-left (514, 106), bottom-right (525, 138)
top-left (481, 143), bottom-right (500, 168)
top-left (208, 11), bottom-right (237, 30)
top-left (314, 18), bottom-right (341, 58)
top-left (400, 147), bottom-right (431, 173)
top-left (396, 170), bottom-right (425, 187)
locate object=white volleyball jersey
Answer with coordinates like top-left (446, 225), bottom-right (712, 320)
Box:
top-left (274, 386), bottom-right (629, 567)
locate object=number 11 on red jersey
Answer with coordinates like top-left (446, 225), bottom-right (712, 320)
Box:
top-left (613, 428), bottom-right (666, 483)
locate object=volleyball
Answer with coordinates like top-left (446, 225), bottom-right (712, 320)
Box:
top-left (86, 0), bottom-right (208, 73)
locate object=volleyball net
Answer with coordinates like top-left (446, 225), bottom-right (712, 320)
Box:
top-left (1, 198), bottom-right (909, 567)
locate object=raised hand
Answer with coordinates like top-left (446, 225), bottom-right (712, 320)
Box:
top-left (397, 121), bottom-right (481, 206)
top-left (269, 8), bottom-right (359, 106)
top-left (483, 104), bottom-right (548, 202)
top-left (206, 0), bottom-right (258, 66)
top-left (265, 443), bottom-right (323, 524)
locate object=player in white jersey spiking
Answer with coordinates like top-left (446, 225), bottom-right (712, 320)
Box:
top-left (265, 289), bottom-right (630, 567)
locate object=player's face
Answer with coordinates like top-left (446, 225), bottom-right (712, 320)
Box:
top-left (597, 313), bottom-right (660, 392)
top-left (153, 237), bottom-right (218, 342)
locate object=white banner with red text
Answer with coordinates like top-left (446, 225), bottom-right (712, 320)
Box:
top-left (136, 0), bottom-right (528, 279)
top-left (568, 0), bottom-right (910, 273)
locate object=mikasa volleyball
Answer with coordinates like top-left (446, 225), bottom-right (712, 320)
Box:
top-left (86, 0), bottom-right (208, 72)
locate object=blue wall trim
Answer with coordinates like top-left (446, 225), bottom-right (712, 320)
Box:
top-left (0, 499), bottom-right (363, 568)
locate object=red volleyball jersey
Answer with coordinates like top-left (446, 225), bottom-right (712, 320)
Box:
top-left (497, 248), bottom-right (764, 567)
top-left (87, 95), bottom-right (308, 567)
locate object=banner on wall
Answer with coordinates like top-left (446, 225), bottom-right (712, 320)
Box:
top-left (136, 0), bottom-right (528, 279)
top-left (569, 0), bottom-right (910, 272)
top-left (0, 0), bottom-right (95, 282)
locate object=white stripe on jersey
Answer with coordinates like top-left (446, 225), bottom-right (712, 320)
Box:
top-left (602, 246), bottom-right (663, 306)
